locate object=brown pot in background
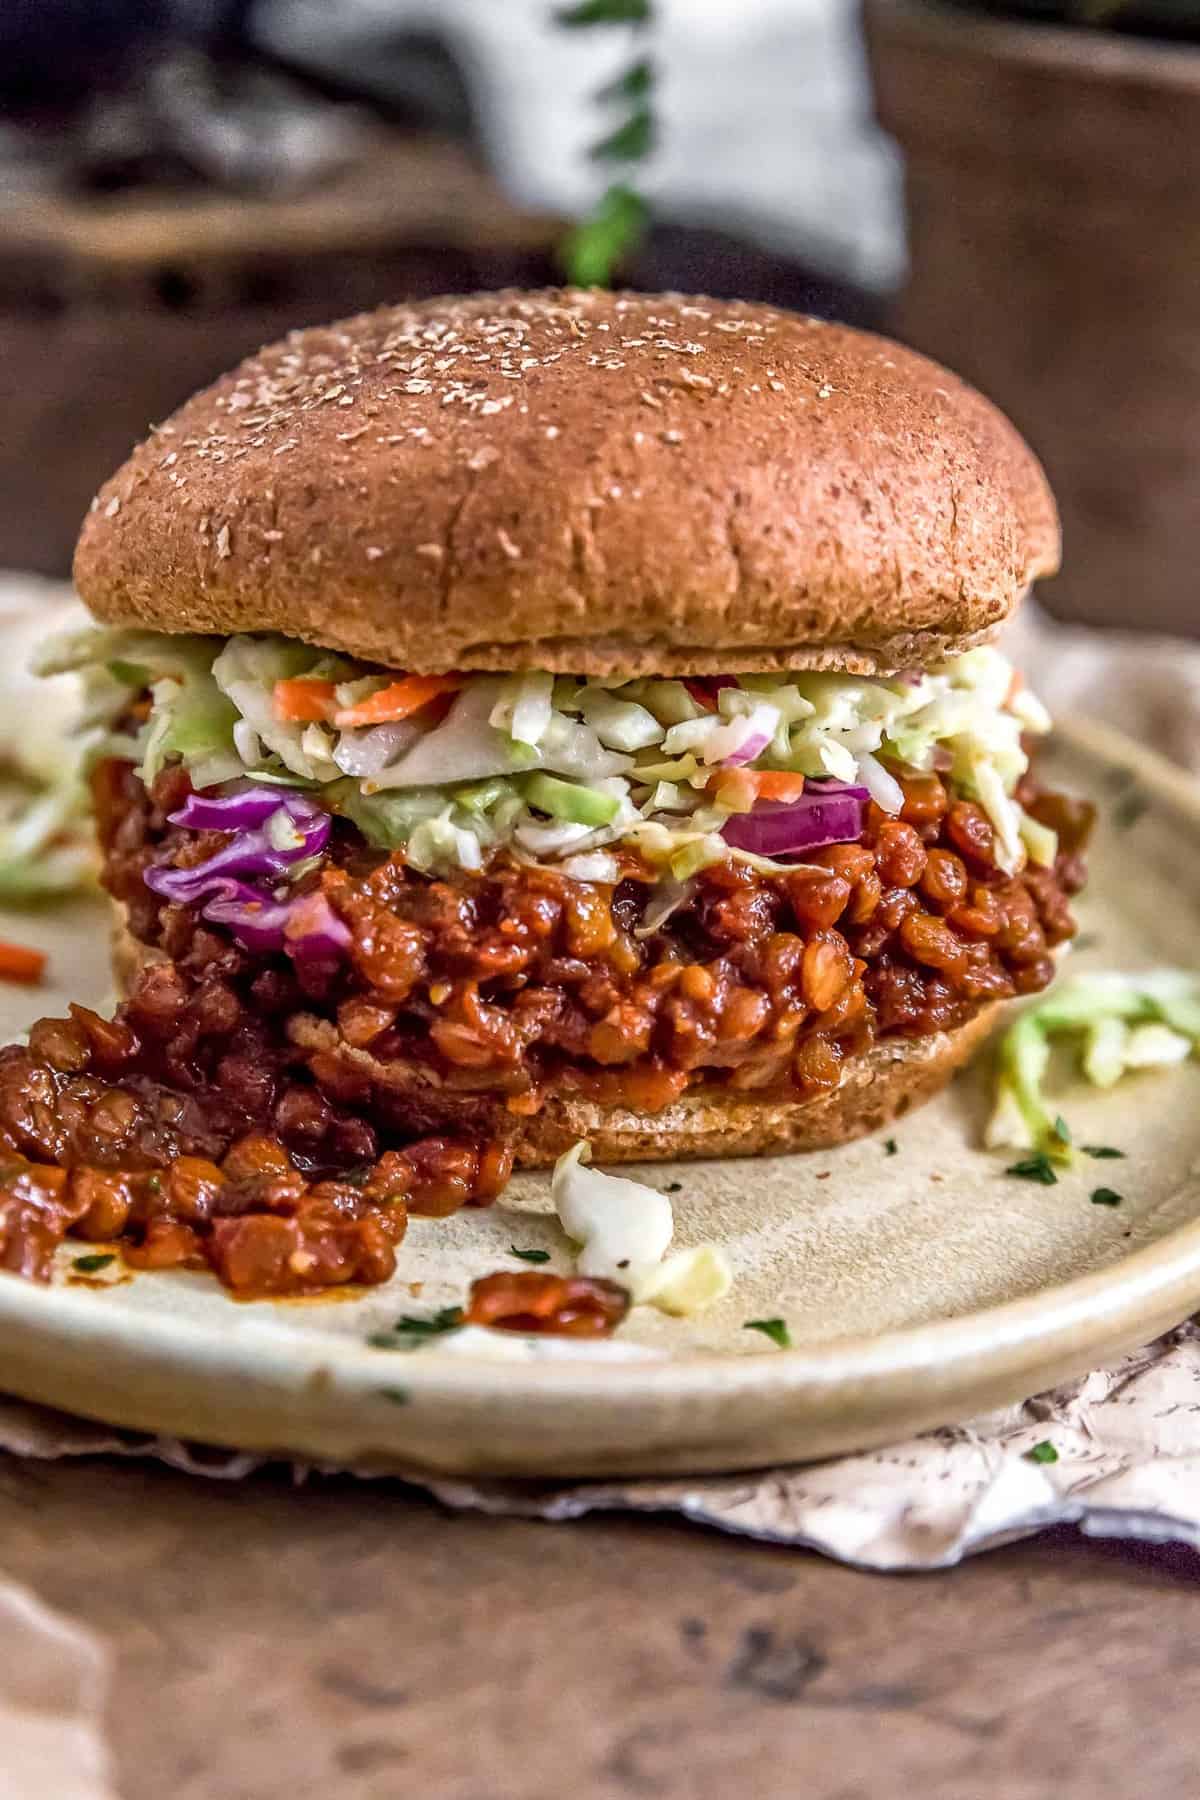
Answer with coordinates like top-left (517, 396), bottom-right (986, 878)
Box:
top-left (865, 0), bottom-right (1200, 636)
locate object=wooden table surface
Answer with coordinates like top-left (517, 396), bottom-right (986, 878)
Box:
top-left (1, 1455), bottom-right (1196, 1798)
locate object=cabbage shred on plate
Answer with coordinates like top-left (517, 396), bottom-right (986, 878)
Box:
top-left (987, 971), bottom-right (1200, 1157)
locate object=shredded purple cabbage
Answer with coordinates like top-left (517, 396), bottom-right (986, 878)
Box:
top-left (145, 785), bottom-right (343, 961)
top-left (168, 786), bottom-right (321, 832)
top-left (284, 893), bottom-right (352, 960)
top-left (201, 883), bottom-right (295, 954)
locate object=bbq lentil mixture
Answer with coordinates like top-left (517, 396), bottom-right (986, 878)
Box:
top-left (465, 1270), bottom-right (631, 1337)
top-left (0, 754), bottom-right (1090, 1297)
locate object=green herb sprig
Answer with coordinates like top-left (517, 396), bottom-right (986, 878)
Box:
top-left (1006, 1152), bottom-right (1059, 1186)
top-left (1113, 788), bottom-right (1149, 832)
top-left (557, 0), bottom-right (656, 286)
top-left (72, 1252), bottom-right (115, 1274)
top-left (744, 1318), bottom-right (792, 1349)
top-left (367, 1306), bottom-right (464, 1352)
top-left (1090, 1187), bottom-right (1123, 1207)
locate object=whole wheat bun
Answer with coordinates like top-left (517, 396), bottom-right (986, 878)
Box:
top-left (110, 906), bottom-right (998, 1164)
top-left (479, 1006), bottom-right (1001, 1165)
top-left (75, 289), bottom-right (1058, 679)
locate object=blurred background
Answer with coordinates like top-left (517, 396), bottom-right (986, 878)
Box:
top-left (1, 0), bottom-right (1196, 634)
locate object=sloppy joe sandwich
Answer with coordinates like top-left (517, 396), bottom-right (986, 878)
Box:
top-left (8, 288), bottom-right (1089, 1295)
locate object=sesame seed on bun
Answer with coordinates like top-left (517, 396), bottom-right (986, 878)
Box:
top-left (74, 288), bottom-right (1058, 677)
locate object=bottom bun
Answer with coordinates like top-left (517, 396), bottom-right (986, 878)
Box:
top-left (110, 904), bottom-right (167, 995)
top-left (111, 905), bottom-right (1000, 1165)
top-left (502, 1006), bottom-right (1000, 1164)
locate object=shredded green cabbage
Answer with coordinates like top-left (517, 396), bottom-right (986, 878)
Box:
top-left (0, 777), bottom-right (95, 903)
top-left (0, 619), bottom-right (124, 903)
top-left (212, 636), bottom-right (346, 781)
top-left (987, 971), bottom-right (1200, 1157)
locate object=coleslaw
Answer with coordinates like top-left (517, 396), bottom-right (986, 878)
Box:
top-left (37, 627), bottom-right (1053, 881)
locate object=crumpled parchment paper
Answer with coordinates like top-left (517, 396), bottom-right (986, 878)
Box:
top-left (2, 1319), bottom-right (1200, 1573)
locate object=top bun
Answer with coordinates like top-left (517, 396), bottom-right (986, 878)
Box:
top-left (74, 289), bottom-right (1058, 677)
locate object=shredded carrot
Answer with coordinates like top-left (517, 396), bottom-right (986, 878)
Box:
top-left (714, 768), bottom-right (808, 804)
top-left (273, 678), bottom-right (338, 723)
top-left (334, 674), bottom-right (461, 729)
top-left (709, 768), bottom-right (753, 810)
top-left (749, 771), bottom-right (809, 801)
top-left (0, 941), bottom-right (46, 985)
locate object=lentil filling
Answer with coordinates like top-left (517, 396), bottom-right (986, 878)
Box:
top-left (0, 756), bottom-right (1090, 1296)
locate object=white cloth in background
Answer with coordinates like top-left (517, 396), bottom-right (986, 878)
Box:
top-left (254, 0), bottom-right (904, 288)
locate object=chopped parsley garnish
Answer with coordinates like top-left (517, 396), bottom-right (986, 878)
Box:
top-left (884, 1138), bottom-right (898, 1156)
top-left (1006, 1153), bottom-right (1058, 1185)
top-left (744, 1318), bottom-right (792, 1349)
top-left (144, 1174), bottom-right (162, 1194)
top-left (1026, 1440), bottom-right (1058, 1465)
top-left (367, 1306), bottom-right (464, 1352)
top-left (402, 1306), bottom-right (464, 1333)
top-left (510, 1245), bottom-right (551, 1264)
top-left (1090, 1187), bottom-right (1123, 1208)
top-left (1052, 1115), bottom-right (1072, 1147)
top-left (1113, 789), bottom-right (1149, 832)
top-left (1082, 1145), bottom-right (1125, 1160)
top-left (340, 1165), bottom-right (373, 1189)
top-left (72, 1253), bottom-right (115, 1274)
top-left (376, 1387), bottom-right (410, 1407)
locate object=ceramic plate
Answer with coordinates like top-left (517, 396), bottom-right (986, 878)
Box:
top-left (0, 718), bottom-right (1197, 1477)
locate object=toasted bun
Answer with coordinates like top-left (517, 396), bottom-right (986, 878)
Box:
top-left (110, 906), bottom-right (998, 1163)
top-left (75, 289), bottom-right (1058, 678)
top-left (506, 1007), bottom-right (1000, 1164)
top-left (109, 902), bottom-right (166, 997)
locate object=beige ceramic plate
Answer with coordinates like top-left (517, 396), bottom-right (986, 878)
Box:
top-left (0, 718), bottom-right (1197, 1477)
